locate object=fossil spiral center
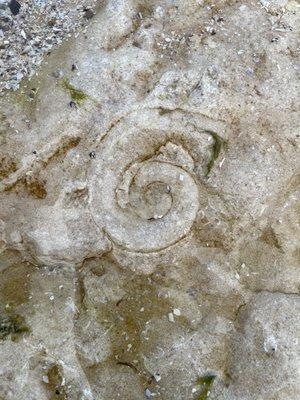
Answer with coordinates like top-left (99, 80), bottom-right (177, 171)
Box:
top-left (130, 180), bottom-right (172, 221)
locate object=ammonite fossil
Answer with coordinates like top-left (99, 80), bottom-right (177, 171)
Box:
top-left (89, 108), bottom-right (226, 253)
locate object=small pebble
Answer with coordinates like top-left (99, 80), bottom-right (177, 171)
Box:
top-left (154, 372), bottom-right (161, 382)
top-left (127, 343), bottom-right (132, 351)
top-left (168, 312), bottom-right (175, 322)
top-left (84, 8), bottom-right (94, 19)
top-left (9, 0), bottom-right (21, 16)
top-left (69, 101), bottom-right (77, 108)
top-left (264, 335), bottom-right (277, 354)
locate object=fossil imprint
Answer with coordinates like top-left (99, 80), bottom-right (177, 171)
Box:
top-left (89, 108), bottom-right (226, 252)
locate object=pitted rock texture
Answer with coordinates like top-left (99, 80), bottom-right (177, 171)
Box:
top-left (0, 0), bottom-right (299, 399)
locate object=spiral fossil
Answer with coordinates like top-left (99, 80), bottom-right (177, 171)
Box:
top-left (89, 108), bottom-right (225, 252)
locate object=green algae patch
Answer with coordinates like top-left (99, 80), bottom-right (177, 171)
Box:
top-left (205, 130), bottom-right (224, 176)
top-left (61, 79), bottom-right (87, 105)
top-left (196, 374), bottom-right (216, 400)
top-left (0, 313), bottom-right (29, 341)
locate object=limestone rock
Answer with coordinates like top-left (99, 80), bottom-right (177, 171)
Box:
top-left (0, 0), bottom-right (299, 399)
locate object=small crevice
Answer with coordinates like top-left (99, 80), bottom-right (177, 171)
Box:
top-left (252, 288), bottom-right (300, 297)
top-left (233, 302), bottom-right (247, 322)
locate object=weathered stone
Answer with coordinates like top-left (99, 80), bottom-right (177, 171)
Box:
top-left (0, 1), bottom-right (299, 399)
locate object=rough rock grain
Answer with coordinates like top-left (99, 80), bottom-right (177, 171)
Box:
top-left (0, 0), bottom-right (299, 399)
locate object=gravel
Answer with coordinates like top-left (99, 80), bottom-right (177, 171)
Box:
top-left (0, 0), bottom-right (99, 94)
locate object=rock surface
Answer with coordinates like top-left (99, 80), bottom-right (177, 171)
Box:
top-left (0, 0), bottom-right (299, 399)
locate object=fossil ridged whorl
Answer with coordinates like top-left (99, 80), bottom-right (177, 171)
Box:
top-left (89, 109), bottom-right (225, 252)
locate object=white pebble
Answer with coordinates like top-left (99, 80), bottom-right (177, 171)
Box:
top-left (168, 312), bottom-right (175, 322)
top-left (127, 343), bottom-right (132, 351)
top-left (264, 335), bottom-right (277, 354)
top-left (154, 372), bottom-right (161, 382)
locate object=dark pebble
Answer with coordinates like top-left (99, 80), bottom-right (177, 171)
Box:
top-left (69, 101), bottom-right (77, 108)
top-left (84, 9), bottom-right (94, 19)
top-left (9, 0), bottom-right (21, 16)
